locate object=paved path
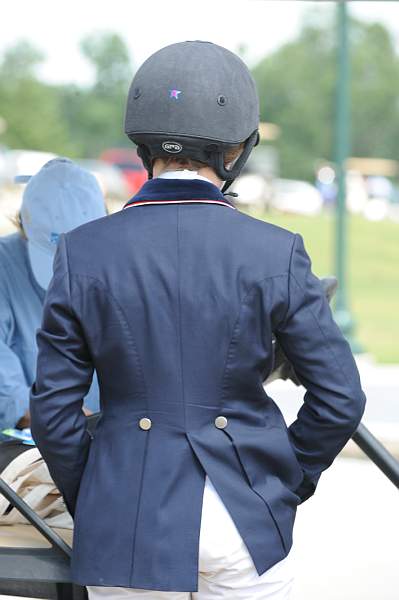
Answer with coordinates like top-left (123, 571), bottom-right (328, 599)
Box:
top-left (290, 456), bottom-right (399, 600)
top-left (269, 355), bottom-right (399, 599)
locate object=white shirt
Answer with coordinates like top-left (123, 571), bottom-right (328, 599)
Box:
top-left (157, 169), bottom-right (214, 183)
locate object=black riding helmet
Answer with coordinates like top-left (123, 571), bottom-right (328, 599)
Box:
top-left (124, 41), bottom-right (260, 192)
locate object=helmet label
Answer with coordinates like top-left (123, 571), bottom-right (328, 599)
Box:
top-left (162, 141), bottom-right (183, 154)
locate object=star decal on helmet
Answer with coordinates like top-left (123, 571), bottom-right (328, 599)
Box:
top-left (169, 89), bottom-right (182, 100)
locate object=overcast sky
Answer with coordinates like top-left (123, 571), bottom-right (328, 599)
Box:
top-left (1, 1), bottom-right (398, 85)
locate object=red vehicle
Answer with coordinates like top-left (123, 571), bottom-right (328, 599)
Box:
top-left (100, 148), bottom-right (147, 195)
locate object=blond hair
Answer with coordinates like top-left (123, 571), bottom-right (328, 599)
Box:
top-left (9, 211), bottom-right (27, 239)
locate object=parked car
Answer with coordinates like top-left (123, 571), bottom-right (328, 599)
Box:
top-left (100, 148), bottom-right (147, 195)
top-left (76, 159), bottom-right (128, 201)
top-left (2, 149), bottom-right (56, 184)
top-left (231, 173), bottom-right (271, 209)
top-left (271, 178), bottom-right (323, 215)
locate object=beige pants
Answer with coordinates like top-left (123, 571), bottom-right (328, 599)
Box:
top-left (86, 475), bottom-right (295, 599)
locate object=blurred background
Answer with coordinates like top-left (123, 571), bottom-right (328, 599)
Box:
top-left (0, 2), bottom-right (398, 599)
top-left (0, 0), bottom-right (398, 363)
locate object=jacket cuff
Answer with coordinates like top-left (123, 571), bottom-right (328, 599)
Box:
top-left (295, 470), bottom-right (321, 504)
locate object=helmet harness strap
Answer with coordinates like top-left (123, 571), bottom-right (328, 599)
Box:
top-left (136, 129), bottom-right (260, 194)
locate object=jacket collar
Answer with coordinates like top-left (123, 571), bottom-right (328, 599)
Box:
top-left (123, 178), bottom-right (237, 210)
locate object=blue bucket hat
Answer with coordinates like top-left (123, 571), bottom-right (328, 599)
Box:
top-left (20, 157), bottom-right (106, 290)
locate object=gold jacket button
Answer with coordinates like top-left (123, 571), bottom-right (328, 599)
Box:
top-left (215, 415), bottom-right (228, 429)
top-left (139, 417), bottom-right (152, 430)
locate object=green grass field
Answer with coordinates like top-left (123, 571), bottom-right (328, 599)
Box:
top-left (242, 206), bottom-right (398, 364)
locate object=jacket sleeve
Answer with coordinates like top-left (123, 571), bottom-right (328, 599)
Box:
top-left (0, 273), bottom-right (30, 429)
top-left (274, 233), bottom-right (367, 504)
top-left (29, 234), bottom-right (94, 517)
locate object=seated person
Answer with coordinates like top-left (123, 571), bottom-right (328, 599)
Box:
top-left (0, 157), bottom-right (106, 431)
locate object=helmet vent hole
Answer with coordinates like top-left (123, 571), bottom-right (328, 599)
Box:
top-left (133, 87), bottom-right (141, 99)
top-left (217, 95), bottom-right (227, 106)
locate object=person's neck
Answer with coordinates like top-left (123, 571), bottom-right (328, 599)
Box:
top-left (153, 162), bottom-right (223, 188)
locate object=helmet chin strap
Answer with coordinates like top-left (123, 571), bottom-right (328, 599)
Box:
top-left (216, 130), bottom-right (260, 193)
top-left (137, 145), bottom-right (154, 179)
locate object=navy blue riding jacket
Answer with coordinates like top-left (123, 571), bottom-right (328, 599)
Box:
top-left (30, 177), bottom-right (366, 592)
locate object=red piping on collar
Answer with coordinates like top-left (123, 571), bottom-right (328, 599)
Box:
top-left (123, 199), bottom-right (236, 210)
